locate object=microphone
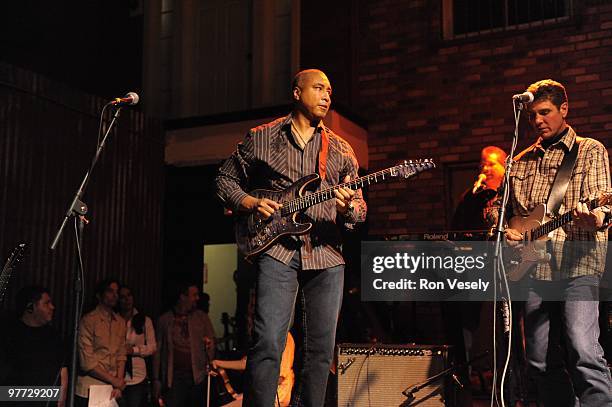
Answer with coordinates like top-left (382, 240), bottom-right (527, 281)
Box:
top-left (512, 91), bottom-right (534, 103)
top-left (110, 92), bottom-right (140, 106)
top-left (472, 173), bottom-right (486, 193)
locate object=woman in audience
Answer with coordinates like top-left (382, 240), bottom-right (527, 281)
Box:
top-left (118, 285), bottom-right (157, 407)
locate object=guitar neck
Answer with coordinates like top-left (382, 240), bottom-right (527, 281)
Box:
top-left (0, 267), bottom-right (12, 301)
top-left (0, 243), bottom-right (26, 303)
top-left (281, 166), bottom-right (412, 216)
top-left (531, 197), bottom-right (599, 240)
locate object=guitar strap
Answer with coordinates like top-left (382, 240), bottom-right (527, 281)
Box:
top-left (546, 137), bottom-right (579, 216)
top-left (318, 127), bottom-right (329, 181)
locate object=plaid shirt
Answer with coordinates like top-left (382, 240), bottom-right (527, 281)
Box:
top-left (215, 114), bottom-right (366, 270)
top-left (508, 126), bottom-right (610, 280)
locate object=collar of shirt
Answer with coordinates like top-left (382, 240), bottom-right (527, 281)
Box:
top-left (94, 304), bottom-right (118, 322)
top-left (534, 126), bottom-right (573, 154)
top-left (288, 114), bottom-right (323, 148)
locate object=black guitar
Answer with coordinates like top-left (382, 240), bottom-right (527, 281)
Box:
top-left (235, 159), bottom-right (435, 260)
top-left (0, 243), bottom-right (27, 304)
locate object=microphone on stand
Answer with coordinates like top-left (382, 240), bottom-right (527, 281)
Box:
top-left (109, 92), bottom-right (140, 106)
top-left (472, 173), bottom-right (486, 194)
top-left (512, 91), bottom-right (534, 103)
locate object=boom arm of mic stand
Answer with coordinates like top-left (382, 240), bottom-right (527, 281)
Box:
top-left (50, 106), bottom-right (122, 250)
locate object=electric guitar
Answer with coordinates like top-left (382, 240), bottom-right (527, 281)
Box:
top-left (506, 192), bottom-right (612, 281)
top-left (0, 243), bottom-right (27, 304)
top-left (235, 159), bottom-right (436, 260)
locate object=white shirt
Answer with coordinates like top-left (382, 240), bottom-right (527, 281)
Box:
top-left (124, 310), bottom-right (157, 385)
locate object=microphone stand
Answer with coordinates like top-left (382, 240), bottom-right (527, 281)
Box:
top-left (490, 98), bottom-right (526, 407)
top-left (203, 345), bottom-right (211, 407)
top-left (49, 105), bottom-right (123, 407)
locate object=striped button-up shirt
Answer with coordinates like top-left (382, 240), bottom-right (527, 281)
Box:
top-left (508, 126), bottom-right (610, 280)
top-left (215, 114), bottom-right (366, 270)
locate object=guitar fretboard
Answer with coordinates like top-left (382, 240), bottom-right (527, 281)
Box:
top-left (280, 165), bottom-right (420, 216)
top-left (531, 197), bottom-right (599, 240)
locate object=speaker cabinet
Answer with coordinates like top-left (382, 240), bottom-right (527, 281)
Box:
top-left (336, 343), bottom-right (450, 407)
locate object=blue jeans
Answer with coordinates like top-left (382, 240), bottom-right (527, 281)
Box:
top-left (243, 252), bottom-right (344, 407)
top-left (524, 276), bottom-right (612, 407)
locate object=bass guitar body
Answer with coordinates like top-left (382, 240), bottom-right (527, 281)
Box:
top-left (234, 159), bottom-right (436, 260)
top-left (235, 174), bottom-right (320, 260)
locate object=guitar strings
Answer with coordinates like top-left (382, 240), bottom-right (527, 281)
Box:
top-left (280, 162), bottom-right (430, 215)
top-left (530, 197), bottom-right (599, 240)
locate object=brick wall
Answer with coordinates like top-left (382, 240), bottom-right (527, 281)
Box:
top-left (307, 0), bottom-right (612, 235)
top-left (297, 1), bottom-right (612, 344)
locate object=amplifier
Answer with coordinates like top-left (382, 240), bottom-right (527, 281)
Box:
top-left (336, 343), bottom-right (451, 407)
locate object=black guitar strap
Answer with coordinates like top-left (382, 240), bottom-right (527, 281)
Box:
top-left (546, 138), bottom-right (579, 216)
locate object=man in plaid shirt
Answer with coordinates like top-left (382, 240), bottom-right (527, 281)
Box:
top-left (505, 79), bottom-right (612, 406)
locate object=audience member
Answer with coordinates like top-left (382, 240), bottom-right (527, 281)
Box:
top-left (118, 285), bottom-right (157, 407)
top-left (76, 278), bottom-right (127, 407)
top-left (1, 285), bottom-right (68, 406)
top-left (211, 332), bottom-right (295, 407)
top-left (153, 281), bottom-right (215, 407)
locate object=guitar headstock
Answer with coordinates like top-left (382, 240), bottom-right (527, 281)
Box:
top-left (2, 243), bottom-right (27, 273)
top-left (392, 159), bottom-right (436, 178)
top-left (1, 243), bottom-right (27, 302)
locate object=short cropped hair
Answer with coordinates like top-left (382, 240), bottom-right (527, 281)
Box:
top-left (291, 69), bottom-right (325, 92)
top-left (526, 79), bottom-right (568, 109)
top-left (16, 285), bottom-right (48, 316)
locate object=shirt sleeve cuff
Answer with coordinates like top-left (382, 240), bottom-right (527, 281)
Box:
top-left (226, 189), bottom-right (249, 211)
top-left (597, 208), bottom-right (611, 231)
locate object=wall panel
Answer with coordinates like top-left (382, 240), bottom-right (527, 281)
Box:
top-left (0, 63), bottom-right (164, 339)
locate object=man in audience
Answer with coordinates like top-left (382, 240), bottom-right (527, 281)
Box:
top-left (1, 285), bottom-right (68, 406)
top-left (153, 280), bottom-right (216, 407)
top-left (76, 278), bottom-right (127, 406)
